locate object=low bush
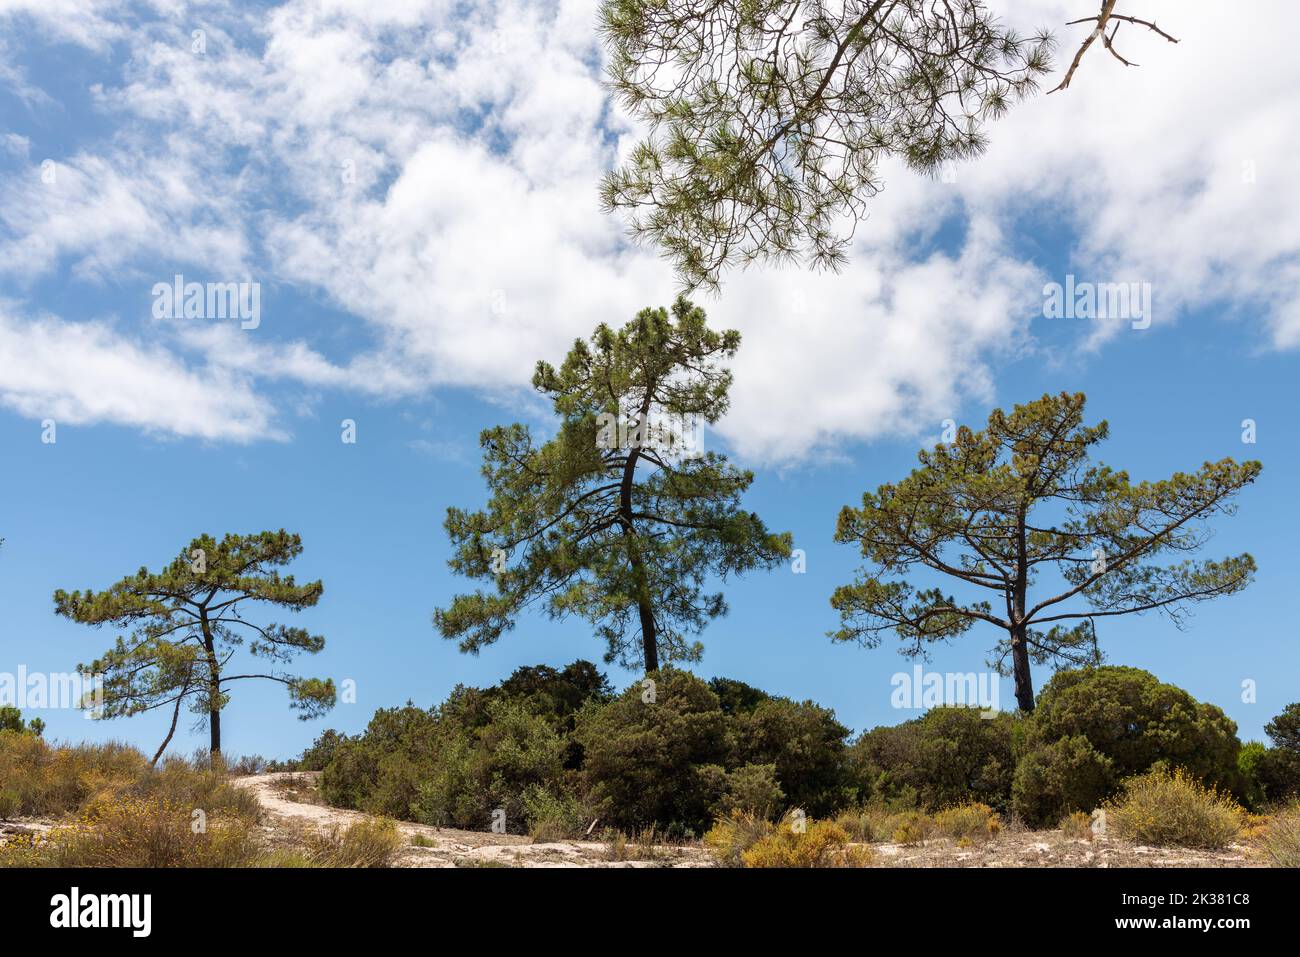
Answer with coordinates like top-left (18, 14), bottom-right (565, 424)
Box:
top-left (304, 818), bottom-right (402, 867)
top-left (1104, 768), bottom-right (1245, 849)
top-left (888, 810), bottom-right (935, 846)
top-left (703, 810), bottom-right (776, 866)
top-left (0, 797), bottom-right (259, 867)
top-left (1256, 803), bottom-right (1300, 867)
top-left (933, 803), bottom-right (1001, 842)
top-left (1059, 810), bottom-right (1094, 841)
top-left (741, 818), bottom-right (871, 868)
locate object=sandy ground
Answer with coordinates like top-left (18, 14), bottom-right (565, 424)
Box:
top-left (235, 772), bottom-right (1265, 868)
top-left (232, 772), bottom-right (712, 867)
top-left (2, 775), bottom-right (1262, 868)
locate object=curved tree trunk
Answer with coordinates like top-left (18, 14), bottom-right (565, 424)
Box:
top-left (150, 671), bottom-right (192, 767)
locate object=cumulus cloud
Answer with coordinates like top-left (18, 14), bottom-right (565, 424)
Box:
top-left (0, 303), bottom-right (278, 440)
top-left (0, 0), bottom-right (1296, 456)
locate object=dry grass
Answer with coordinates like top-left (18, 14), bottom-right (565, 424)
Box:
top-left (1256, 803), bottom-right (1300, 867)
top-left (0, 796), bottom-right (260, 868)
top-left (1059, 810), bottom-right (1095, 841)
top-left (704, 810), bottom-right (777, 866)
top-left (302, 818), bottom-right (403, 867)
top-left (1104, 768), bottom-right (1245, 849)
top-left (933, 803), bottom-right (1001, 843)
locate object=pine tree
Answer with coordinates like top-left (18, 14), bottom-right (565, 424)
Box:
top-left (830, 392), bottom-right (1260, 711)
top-left (435, 297), bottom-right (792, 672)
top-left (54, 530), bottom-right (335, 763)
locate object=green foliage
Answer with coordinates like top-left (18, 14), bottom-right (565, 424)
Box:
top-left (435, 298), bottom-right (791, 672)
top-left (320, 662), bottom-right (615, 835)
top-left (715, 763), bottom-right (785, 819)
top-left (600, 0), bottom-right (1053, 289)
top-left (1011, 667), bottom-right (1243, 825)
top-left (0, 706), bottom-right (43, 736)
top-left (1011, 734), bottom-right (1113, 827)
top-left (52, 530), bottom-right (335, 757)
top-left (729, 696), bottom-right (853, 817)
top-left (851, 706), bottom-right (1017, 812)
top-left (1266, 703), bottom-right (1300, 755)
top-left (573, 669), bottom-right (729, 833)
top-left (410, 697), bottom-right (571, 833)
top-left (1239, 739), bottom-right (1300, 808)
top-left (831, 392), bottom-right (1261, 711)
top-left (297, 729), bottom-right (348, 772)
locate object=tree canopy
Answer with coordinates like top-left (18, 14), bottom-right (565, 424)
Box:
top-left (600, 0), bottom-right (1053, 289)
top-left (601, 1), bottom-right (1180, 289)
top-left (434, 296), bottom-right (791, 672)
top-left (54, 530), bottom-right (336, 762)
top-left (830, 392), bottom-right (1261, 712)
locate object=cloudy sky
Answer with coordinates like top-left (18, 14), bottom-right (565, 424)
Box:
top-left (2, 0), bottom-right (1298, 757)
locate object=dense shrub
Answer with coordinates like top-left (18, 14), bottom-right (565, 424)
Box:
top-left (1011, 735), bottom-right (1113, 826)
top-left (410, 697), bottom-right (571, 832)
top-left (730, 697), bottom-right (852, 817)
top-left (1104, 768), bottom-right (1245, 849)
top-left (715, 763), bottom-right (785, 818)
top-left (573, 669), bottom-right (729, 834)
top-left (1012, 667), bottom-right (1242, 825)
top-left (850, 707), bottom-right (1017, 812)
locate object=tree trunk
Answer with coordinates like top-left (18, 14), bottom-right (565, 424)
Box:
top-left (1010, 624), bottom-right (1035, 712)
top-left (620, 404), bottom-right (659, 674)
top-left (200, 612), bottom-right (222, 764)
top-left (151, 691), bottom-right (185, 767)
top-left (638, 597), bottom-right (659, 673)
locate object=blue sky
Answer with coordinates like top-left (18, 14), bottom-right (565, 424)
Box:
top-left (1, 0), bottom-right (1298, 759)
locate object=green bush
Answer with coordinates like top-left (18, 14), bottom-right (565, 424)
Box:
top-left (1011, 735), bottom-right (1113, 826)
top-left (1012, 667), bottom-right (1242, 825)
top-left (716, 763), bottom-right (785, 818)
top-left (850, 706), bottom-right (1017, 812)
top-left (730, 697), bottom-right (852, 817)
top-left (574, 669), bottom-right (729, 833)
top-left (410, 698), bottom-right (571, 833)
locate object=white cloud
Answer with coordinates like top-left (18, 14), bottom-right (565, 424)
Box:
top-left (0, 0), bottom-right (1297, 455)
top-left (0, 303), bottom-right (278, 440)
